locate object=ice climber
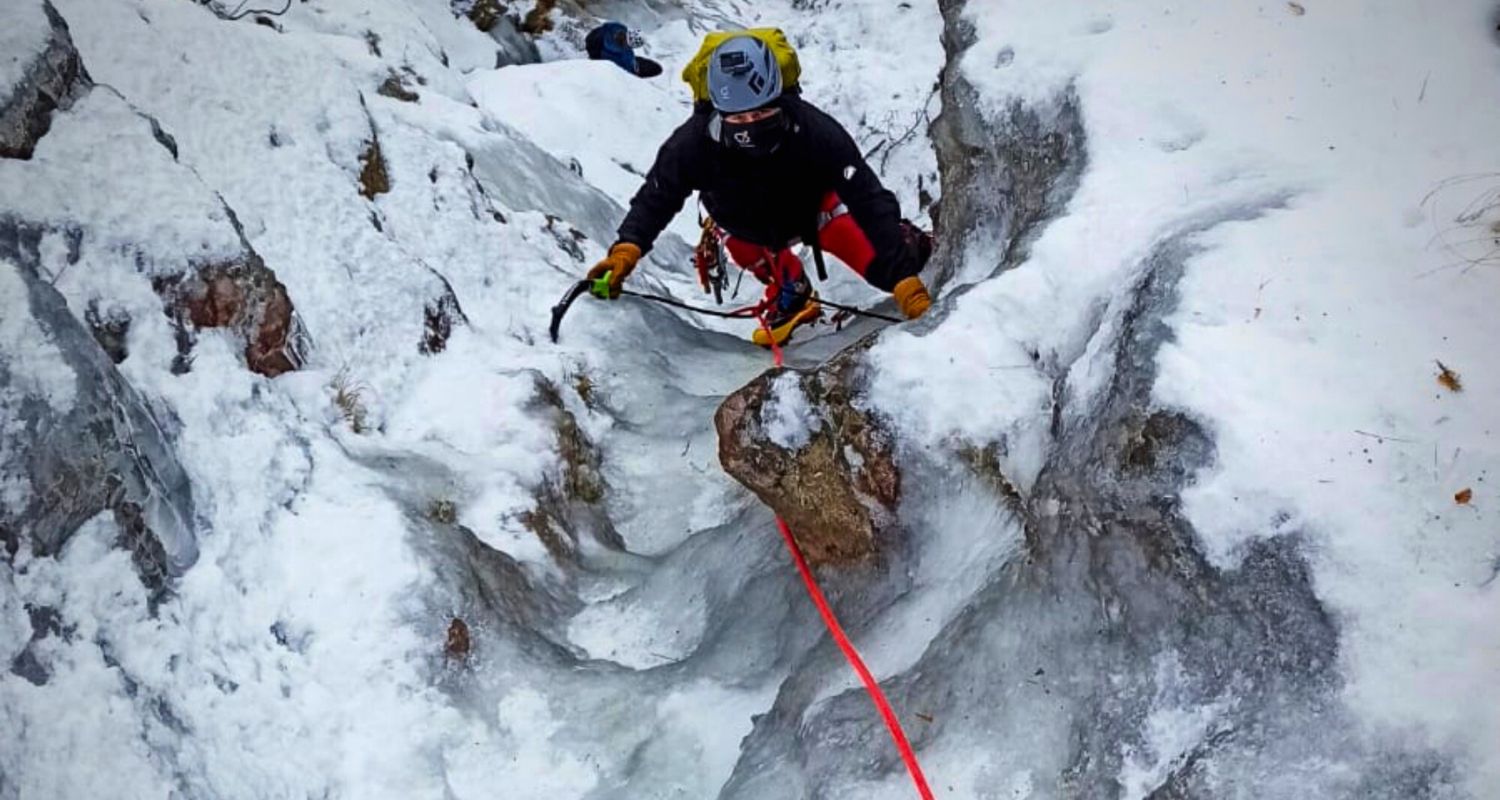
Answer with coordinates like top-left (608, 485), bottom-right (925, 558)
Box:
top-left (584, 22), bottom-right (663, 78)
top-left (585, 32), bottom-right (935, 346)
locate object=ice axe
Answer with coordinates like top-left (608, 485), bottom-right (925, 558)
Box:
top-left (548, 273), bottom-right (619, 343)
top-left (548, 270), bottom-right (898, 344)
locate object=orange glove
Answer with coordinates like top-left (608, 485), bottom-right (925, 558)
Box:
top-left (586, 242), bottom-right (643, 299)
top-left (892, 275), bottom-right (932, 319)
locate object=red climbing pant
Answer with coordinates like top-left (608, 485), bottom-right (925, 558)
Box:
top-left (720, 191), bottom-right (877, 296)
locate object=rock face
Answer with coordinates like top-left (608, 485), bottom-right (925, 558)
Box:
top-left (716, 347), bottom-right (900, 567)
top-left (488, 14), bottom-right (541, 67)
top-left (926, 4), bottom-right (1084, 288)
top-left (0, 0), bottom-right (90, 160)
top-left (723, 2), bottom-right (1445, 795)
top-left (419, 272), bottom-right (467, 355)
top-left (0, 221), bottom-right (198, 588)
top-left (154, 256), bottom-right (304, 378)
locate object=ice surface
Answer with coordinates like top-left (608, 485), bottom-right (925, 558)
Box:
top-left (0, 257), bottom-right (76, 516)
top-left (3, 0), bottom-right (1497, 796)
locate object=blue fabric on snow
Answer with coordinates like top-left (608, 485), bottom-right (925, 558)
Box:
top-left (586, 22), bottom-right (638, 75)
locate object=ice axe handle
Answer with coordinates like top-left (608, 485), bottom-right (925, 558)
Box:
top-left (590, 271), bottom-right (614, 299)
top-left (548, 279), bottom-right (593, 343)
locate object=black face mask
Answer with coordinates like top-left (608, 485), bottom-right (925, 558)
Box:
top-left (720, 111), bottom-right (789, 158)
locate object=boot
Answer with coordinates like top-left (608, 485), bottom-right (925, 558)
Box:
top-left (752, 275), bottom-right (820, 347)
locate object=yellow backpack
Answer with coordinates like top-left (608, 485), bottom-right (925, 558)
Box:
top-left (680, 28), bottom-right (802, 105)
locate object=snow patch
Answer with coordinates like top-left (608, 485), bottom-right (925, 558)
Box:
top-left (761, 371), bottom-right (818, 450)
top-left (906, 0), bottom-right (1500, 793)
top-left (0, 0), bottom-right (52, 98)
top-left (0, 569), bottom-right (28, 666)
top-left (460, 688), bottom-right (601, 795)
top-left (0, 92), bottom-right (244, 272)
top-left (467, 61), bottom-right (693, 224)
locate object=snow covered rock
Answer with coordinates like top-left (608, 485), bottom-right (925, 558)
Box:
top-left (715, 350), bottom-right (900, 567)
top-left (0, 75), bottom-right (307, 379)
top-left (927, 0), bottom-right (1084, 289)
top-left (153, 254), bottom-right (304, 377)
top-left (522, 373), bottom-right (620, 562)
top-left (1, 225), bottom-right (197, 586)
top-left (419, 279), bottom-right (467, 355)
top-left (0, 0), bottom-right (89, 160)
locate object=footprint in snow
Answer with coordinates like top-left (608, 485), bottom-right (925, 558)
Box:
top-left (1083, 17), bottom-right (1114, 35)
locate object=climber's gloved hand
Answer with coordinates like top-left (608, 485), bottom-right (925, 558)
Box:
top-left (892, 275), bottom-right (932, 319)
top-left (586, 242), bottom-right (643, 299)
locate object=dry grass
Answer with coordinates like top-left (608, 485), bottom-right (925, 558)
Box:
top-left (955, 441), bottom-right (1026, 513)
top-left (444, 617), bottom-right (471, 661)
top-left (1436, 360), bottom-right (1463, 392)
top-left (1420, 173), bottom-right (1500, 277)
top-left (531, 375), bottom-right (606, 504)
top-left (519, 0), bottom-right (555, 34)
top-left (570, 368), bottom-right (598, 411)
top-left (555, 412), bottom-right (604, 504)
top-left (330, 368), bottom-right (371, 433)
top-left (519, 508), bottom-right (571, 561)
top-left (358, 138), bottom-right (390, 199)
top-left (427, 498), bottom-right (457, 524)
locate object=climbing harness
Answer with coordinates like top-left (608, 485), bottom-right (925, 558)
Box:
top-left (632, 287), bottom-right (899, 324)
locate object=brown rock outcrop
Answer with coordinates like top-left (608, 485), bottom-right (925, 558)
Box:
top-left (715, 349), bottom-right (900, 567)
top-left (155, 256), bottom-right (303, 377)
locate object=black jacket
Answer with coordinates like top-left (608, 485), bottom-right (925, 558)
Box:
top-left (616, 96), bottom-right (917, 290)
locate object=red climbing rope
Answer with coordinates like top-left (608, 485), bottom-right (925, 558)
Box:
top-left (757, 312), bottom-right (935, 800)
top-left (773, 517), bottom-right (936, 799)
top-left (758, 311), bottom-right (787, 370)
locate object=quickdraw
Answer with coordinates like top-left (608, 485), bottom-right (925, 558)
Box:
top-left (694, 215), bottom-right (731, 304)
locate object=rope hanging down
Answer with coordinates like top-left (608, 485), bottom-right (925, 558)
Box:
top-left (775, 518), bottom-right (935, 799)
top-left (545, 281), bottom-right (933, 795)
top-left (756, 315), bottom-right (935, 800)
